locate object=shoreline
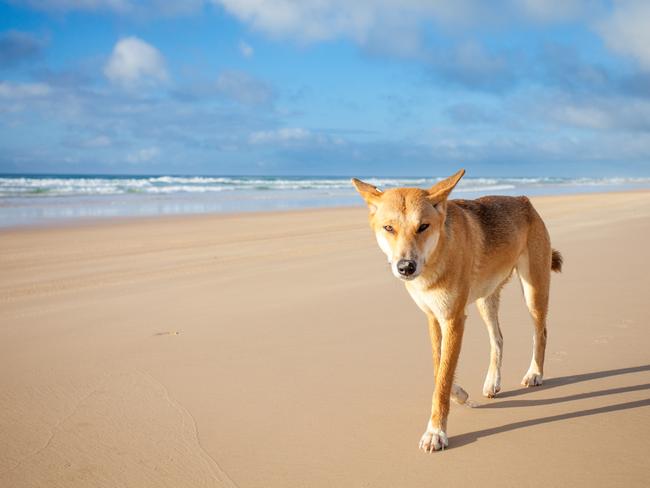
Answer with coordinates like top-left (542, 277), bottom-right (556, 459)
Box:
top-left (2, 186), bottom-right (649, 232)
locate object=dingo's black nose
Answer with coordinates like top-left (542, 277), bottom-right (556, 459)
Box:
top-left (397, 259), bottom-right (417, 276)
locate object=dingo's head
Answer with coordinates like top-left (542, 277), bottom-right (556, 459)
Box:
top-left (352, 170), bottom-right (465, 281)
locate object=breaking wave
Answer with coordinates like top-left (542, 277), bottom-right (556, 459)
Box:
top-left (2, 174), bottom-right (649, 198)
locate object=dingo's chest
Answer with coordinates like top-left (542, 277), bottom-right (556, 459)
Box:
top-left (405, 279), bottom-right (461, 321)
top-left (405, 268), bottom-right (512, 320)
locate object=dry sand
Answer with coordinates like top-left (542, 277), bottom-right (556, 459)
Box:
top-left (1, 191), bottom-right (649, 487)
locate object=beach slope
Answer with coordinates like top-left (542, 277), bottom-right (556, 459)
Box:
top-left (1, 191), bottom-right (649, 487)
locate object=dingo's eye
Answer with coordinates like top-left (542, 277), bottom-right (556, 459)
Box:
top-left (383, 225), bottom-right (394, 233)
top-left (417, 223), bottom-right (430, 233)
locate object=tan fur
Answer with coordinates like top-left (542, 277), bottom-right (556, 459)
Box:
top-left (352, 170), bottom-right (562, 452)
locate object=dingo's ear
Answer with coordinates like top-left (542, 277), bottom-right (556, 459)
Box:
top-left (351, 178), bottom-right (382, 213)
top-left (428, 169), bottom-right (465, 204)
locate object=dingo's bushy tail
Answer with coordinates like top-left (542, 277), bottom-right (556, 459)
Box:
top-left (551, 249), bottom-right (563, 273)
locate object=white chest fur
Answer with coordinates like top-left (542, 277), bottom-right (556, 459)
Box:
top-left (405, 267), bottom-right (512, 322)
top-left (405, 278), bottom-right (460, 322)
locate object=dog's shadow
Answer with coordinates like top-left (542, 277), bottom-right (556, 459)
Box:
top-left (452, 365), bottom-right (650, 449)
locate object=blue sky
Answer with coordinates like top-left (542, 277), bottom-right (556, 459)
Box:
top-left (1, 0), bottom-right (650, 177)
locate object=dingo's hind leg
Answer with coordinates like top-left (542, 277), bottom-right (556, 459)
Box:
top-left (476, 291), bottom-right (503, 398)
top-left (516, 226), bottom-right (551, 387)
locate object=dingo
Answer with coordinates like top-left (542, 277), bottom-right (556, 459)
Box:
top-left (352, 170), bottom-right (562, 452)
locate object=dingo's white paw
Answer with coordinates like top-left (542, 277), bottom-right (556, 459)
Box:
top-left (451, 384), bottom-right (469, 405)
top-left (521, 372), bottom-right (543, 387)
top-left (483, 372), bottom-right (501, 398)
top-left (419, 426), bottom-right (448, 452)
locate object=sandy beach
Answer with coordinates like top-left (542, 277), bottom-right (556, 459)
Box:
top-left (1, 190), bottom-right (649, 487)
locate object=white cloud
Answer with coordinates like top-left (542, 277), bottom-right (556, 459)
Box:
top-left (215, 70), bottom-right (273, 105)
top-left (104, 37), bottom-right (168, 88)
top-left (598, 0), bottom-right (650, 70)
top-left (448, 41), bottom-right (509, 77)
top-left (15, 0), bottom-right (596, 25)
top-left (249, 127), bottom-right (311, 144)
top-left (126, 146), bottom-right (160, 163)
top-left (557, 105), bottom-right (612, 130)
top-left (82, 135), bottom-right (112, 148)
top-left (213, 0), bottom-right (400, 43)
top-left (0, 81), bottom-right (52, 98)
top-left (13, 0), bottom-right (204, 14)
top-left (550, 97), bottom-right (650, 132)
top-left (16, 0), bottom-right (132, 12)
top-left (248, 127), bottom-right (346, 147)
top-left (211, 1), bottom-right (596, 47)
top-left (239, 40), bottom-right (254, 57)
top-left (516, 0), bottom-right (589, 22)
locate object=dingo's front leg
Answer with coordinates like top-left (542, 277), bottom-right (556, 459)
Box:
top-left (419, 314), bottom-right (465, 452)
top-left (427, 314), bottom-right (468, 405)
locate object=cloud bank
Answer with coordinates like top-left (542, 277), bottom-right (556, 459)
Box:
top-left (1, 1), bottom-right (649, 176)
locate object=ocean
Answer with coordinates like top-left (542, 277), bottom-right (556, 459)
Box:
top-left (1, 174), bottom-right (649, 228)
